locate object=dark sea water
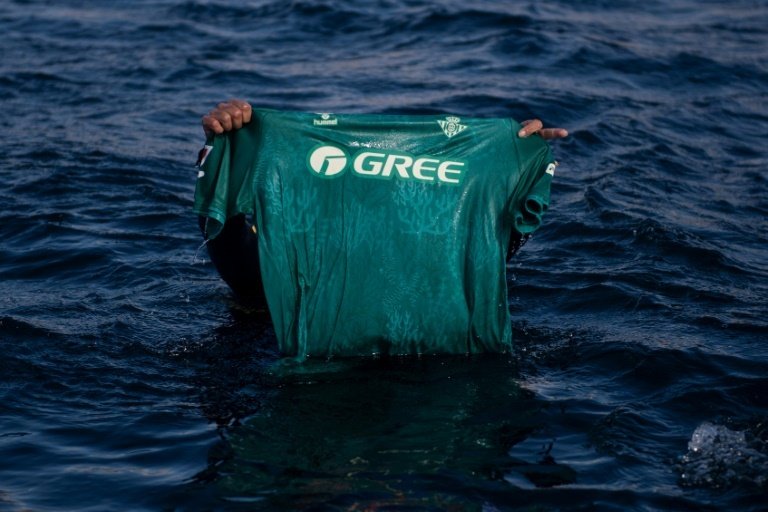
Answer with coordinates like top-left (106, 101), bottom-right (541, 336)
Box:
top-left (1, 0), bottom-right (767, 510)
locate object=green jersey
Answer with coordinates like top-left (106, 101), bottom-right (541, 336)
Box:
top-left (194, 109), bottom-right (555, 359)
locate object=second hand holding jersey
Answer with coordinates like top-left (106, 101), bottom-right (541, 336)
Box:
top-left (195, 109), bottom-right (556, 359)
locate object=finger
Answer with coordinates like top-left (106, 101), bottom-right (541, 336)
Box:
top-left (201, 115), bottom-right (224, 136)
top-left (518, 119), bottom-right (543, 137)
top-left (539, 128), bottom-right (569, 140)
top-left (227, 99), bottom-right (252, 124)
top-left (226, 105), bottom-right (244, 130)
top-left (215, 103), bottom-right (245, 130)
top-left (210, 109), bottom-right (234, 132)
top-left (217, 101), bottom-right (251, 130)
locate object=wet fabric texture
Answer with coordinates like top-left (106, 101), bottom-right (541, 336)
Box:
top-left (195, 109), bottom-right (554, 358)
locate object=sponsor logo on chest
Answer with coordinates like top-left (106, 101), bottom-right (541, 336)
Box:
top-left (306, 144), bottom-right (466, 185)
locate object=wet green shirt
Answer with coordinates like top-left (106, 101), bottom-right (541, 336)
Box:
top-left (195, 109), bottom-right (555, 358)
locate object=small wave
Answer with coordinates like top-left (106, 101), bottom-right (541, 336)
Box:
top-left (410, 8), bottom-right (532, 32)
top-left (588, 406), bottom-right (667, 461)
top-left (202, 69), bottom-right (279, 86)
top-left (0, 246), bottom-right (115, 281)
top-left (631, 218), bottom-right (747, 275)
top-left (10, 71), bottom-right (77, 84)
top-left (169, 0), bottom-right (291, 23)
top-left (0, 316), bottom-right (63, 341)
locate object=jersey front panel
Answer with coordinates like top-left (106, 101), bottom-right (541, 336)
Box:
top-left (195, 109), bottom-right (555, 358)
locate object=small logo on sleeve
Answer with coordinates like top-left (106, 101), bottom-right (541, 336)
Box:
top-left (438, 116), bottom-right (468, 138)
top-left (546, 162), bottom-right (556, 176)
top-left (196, 145), bottom-right (213, 169)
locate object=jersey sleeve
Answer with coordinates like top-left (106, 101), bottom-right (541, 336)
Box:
top-left (193, 122), bottom-right (261, 239)
top-left (507, 132), bottom-right (557, 235)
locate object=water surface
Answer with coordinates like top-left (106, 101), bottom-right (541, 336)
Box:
top-left (1, 0), bottom-right (767, 510)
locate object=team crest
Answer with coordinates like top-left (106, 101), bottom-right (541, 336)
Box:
top-left (438, 116), bottom-right (467, 138)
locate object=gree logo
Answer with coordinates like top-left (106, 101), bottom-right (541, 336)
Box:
top-left (306, 144), bottom-right (466, 185)
top-left (307, 145), bottom-right (349, 177)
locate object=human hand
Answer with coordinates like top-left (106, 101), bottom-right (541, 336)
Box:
top-left (518, 119), bottom-right (568, 140)
top-left (202, 99), bottom-right (253, 137)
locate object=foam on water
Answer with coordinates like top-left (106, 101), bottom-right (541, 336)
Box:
top-left (678, 422), bottom-right (768, 490)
